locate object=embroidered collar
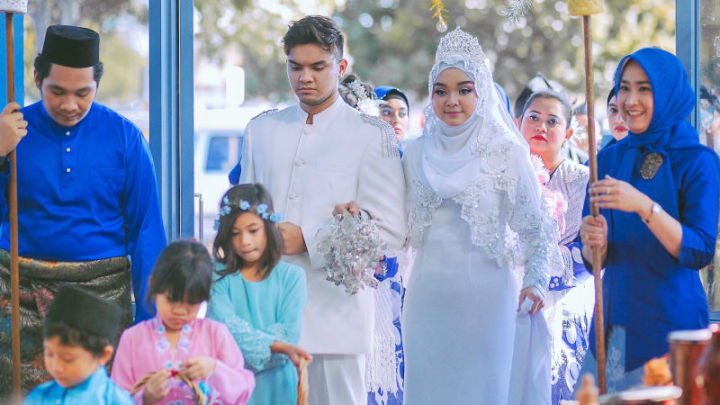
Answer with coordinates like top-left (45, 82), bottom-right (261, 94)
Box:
top-left (152, 316), bottom-right (194, 359)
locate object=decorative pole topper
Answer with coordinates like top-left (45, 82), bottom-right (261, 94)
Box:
top-left (567, 0), bottom-right (604, 16)
top-left (430, 0), bottom-right (448, 33)
top-left (0, 0), bottom-right (28, 14)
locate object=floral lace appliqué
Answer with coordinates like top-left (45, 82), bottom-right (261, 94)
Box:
top-left (407, 179), bottom-right (443, 248)
top-left (152, 317), bottom-right (193, 356)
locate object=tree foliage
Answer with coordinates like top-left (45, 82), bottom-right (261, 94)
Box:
top-left (23, 0), bottom-right (145, 104)
top-left (194, 0), bottom-right (675, 107)
top-left (194, 0), bottom-right (335, 103)
top-left (334, 0), bottom-right (675, 107)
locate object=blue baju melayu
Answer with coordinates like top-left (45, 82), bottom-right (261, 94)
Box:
top-left (0, 101), bottom-right (166, 393)
top-left (578, 48), bottom-right (720, 393)
top-left (24, 367), bottom-right (133, 405)
top-left (0, 101), bottom-right (166, 321)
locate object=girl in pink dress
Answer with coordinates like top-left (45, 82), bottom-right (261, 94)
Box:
top-left (111, 241), bottom-right (255, 404)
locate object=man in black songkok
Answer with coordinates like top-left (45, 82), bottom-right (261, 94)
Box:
top-left (0, 25), bottom-right (166, 396)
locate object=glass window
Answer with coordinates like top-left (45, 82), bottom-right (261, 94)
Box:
top-left (699, 0), bottom-right (720, 312)
top-left (193, 127), bottom-right (245, 242)
top-left (204, 133), bottom-right (243, 172)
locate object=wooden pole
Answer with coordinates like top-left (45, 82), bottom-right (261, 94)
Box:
top-left (5, 11), bottom-right (20, 395)
top-left (582, 15), bottom-right (607, 395)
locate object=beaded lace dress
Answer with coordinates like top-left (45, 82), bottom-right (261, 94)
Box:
top-left (401, 28), bottom-right (554, 405)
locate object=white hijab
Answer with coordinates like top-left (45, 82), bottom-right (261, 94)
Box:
top-left (421, 28), bottom-right (527, 198)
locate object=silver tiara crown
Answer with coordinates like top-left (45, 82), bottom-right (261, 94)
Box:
top-left (434, 27), bottom-right (487, 65)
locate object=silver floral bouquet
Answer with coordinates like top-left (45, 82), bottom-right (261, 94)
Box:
top-left (316, 214), bottom-right (386, 295)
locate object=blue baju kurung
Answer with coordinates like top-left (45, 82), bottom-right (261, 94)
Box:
top-left (209, 261), bottom-right (306, 405)
top-left (578, 48), bottom-right (720, 394)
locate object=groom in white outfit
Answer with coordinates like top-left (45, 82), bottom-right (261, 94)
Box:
top-left (239, 15), bottom-right (406, 405)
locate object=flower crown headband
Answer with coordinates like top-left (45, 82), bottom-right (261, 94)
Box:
top-left (213, 196), bottom-right (284, 230)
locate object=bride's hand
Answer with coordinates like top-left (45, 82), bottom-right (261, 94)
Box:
top-left (517, 286), bottom-right (544, 314)
top-left (332, 201), bottom-right (360, 218)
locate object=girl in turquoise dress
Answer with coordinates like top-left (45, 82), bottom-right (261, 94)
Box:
top-left (209, 184), bottom-right (311, 405)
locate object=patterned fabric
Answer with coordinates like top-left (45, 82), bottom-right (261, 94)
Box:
top-left (574, 325), bottom-right (645, 395)
top-left (0, 250), bottom-right (131, 398)
top-left (542, 160), bottom-right (593, 405)
top-left (367, 256), bottom-right (404, 405)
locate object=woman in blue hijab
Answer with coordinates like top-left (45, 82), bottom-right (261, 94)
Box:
top-left (576, 47), bottom-right (720, 393)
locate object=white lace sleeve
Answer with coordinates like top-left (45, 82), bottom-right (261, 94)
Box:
top-left (507, 151), bottom-right (557, 293)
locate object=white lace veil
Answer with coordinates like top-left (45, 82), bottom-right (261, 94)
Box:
top-left (421, 27), bottom-right (528, 198)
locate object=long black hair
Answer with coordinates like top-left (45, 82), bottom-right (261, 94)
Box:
top-left (213, 184), bottom-right (283, 280)
top-left (146, 240), bottom-right (213, 311)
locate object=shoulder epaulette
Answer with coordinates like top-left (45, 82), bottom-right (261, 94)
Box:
top-left (359, 113), bottom-right (400, 159)
top-left (250, 108), bottom-right (279, 122)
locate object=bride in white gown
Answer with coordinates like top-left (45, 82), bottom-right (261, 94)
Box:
top-left (401, 28), bottom-right (555, 405)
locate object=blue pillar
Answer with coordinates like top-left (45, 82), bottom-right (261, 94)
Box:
top-left (676, 0), bottom-right (699, 128)
top-left (0, 14), bottom-right (25, 105)
top-left (149, 0), bottom-right (195, 241)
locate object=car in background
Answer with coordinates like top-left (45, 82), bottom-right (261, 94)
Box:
top-left (194, 106), bottom-right (268, 241)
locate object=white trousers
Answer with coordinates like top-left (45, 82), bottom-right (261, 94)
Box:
top-left (307, 354), bottom-right (366, 405)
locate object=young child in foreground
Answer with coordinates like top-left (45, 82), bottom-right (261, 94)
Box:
top-left (208, 184), bottom-right (311, 405)
top-left (24, 284), bottom-right (133, 404)
top-left (111, 240), bottom-right (255, 404)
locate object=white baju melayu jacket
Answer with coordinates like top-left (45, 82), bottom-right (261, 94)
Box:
top-left (239, 96), bottom-right (406, 354)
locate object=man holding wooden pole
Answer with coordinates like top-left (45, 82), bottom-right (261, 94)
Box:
top-left (0, 25), bottom-right (166, 396)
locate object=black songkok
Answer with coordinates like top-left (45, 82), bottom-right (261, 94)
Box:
top-left (45, 285), bottom-right (121, 342)
top-left (40, 25), bottom-right (100, 68)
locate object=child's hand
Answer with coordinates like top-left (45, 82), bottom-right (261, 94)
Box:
top-left (143, 369), bottom-right (171, 404)
top-left (181, 356), bottom-right (216, 380)
top-left (272, 341), bottom-right (313, 368)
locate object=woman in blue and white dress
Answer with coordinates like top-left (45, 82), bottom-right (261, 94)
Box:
top-left (336, 74), bottom-right (406, 405)
top-left (518, 90), bottom-right (593, 403)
